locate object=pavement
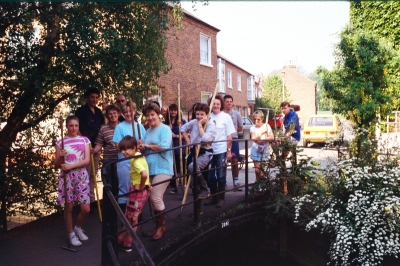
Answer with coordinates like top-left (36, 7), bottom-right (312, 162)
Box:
top-left (0, 141), bottom-right (258, 266)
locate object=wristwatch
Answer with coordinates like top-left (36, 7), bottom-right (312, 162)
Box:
top-left (227, 148), bottom-right (231, 152)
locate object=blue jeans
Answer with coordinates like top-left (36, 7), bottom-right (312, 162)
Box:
top-left (208, 152), bottom-right (227, 188)
top-left (116, 152), bottom-right (132, 204)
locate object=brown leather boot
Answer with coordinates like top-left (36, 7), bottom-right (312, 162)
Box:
top-left (152, 211), bottom-right (166, 240)
top-left (145, 210), bottom-right (162, 237)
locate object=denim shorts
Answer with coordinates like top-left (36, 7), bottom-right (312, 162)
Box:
top-left (250, 145), bottom-right (270, 161)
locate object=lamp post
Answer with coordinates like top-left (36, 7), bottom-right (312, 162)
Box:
top-left (281, 70), bottom-right (285, 102)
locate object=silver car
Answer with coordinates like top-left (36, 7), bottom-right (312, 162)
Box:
top-left (238, 117), bottom-right (254, 139)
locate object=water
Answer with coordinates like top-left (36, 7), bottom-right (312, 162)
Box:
top-left (184, 224), bottom-right (302, 266)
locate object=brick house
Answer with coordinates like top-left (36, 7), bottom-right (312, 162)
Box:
top-left (277, 65), bottom-right (317, 126)
top-left (155, 10), bottom-right (219, 120)
top-left (155, 9), bottom-right (257, 120)
top-left (216, 53), bottom-right (256, 118)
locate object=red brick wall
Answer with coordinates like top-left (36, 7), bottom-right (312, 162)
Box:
top-left (277, 66), bottom-right (316, 127)
top-left (158, 13), bottom-right (219, 117)
top-left (222, 61), bottom-right (251, 117)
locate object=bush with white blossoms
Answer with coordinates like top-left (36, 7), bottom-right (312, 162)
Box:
top-left (295, 129), bottom-right (400, 265)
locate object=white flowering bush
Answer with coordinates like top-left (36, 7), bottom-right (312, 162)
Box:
top-left (295, 128), bottom-right (400, 265)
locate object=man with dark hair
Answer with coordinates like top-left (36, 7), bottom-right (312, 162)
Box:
top-left (281, 101), bottom-right (300, 142)
top-left (75, 88), bottom-right (105, 204)
top-left (280, 101), bottom-right (300, 159)
top-left (223, 94), bottom-right (243, 192)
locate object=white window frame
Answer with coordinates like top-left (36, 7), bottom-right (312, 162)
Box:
top-left (201, 91), bottom-right (212, 104)
top-left (227, 69), bottom-right (232, 89)
top-left (218, 58), bottom-right (226, 93)
top-left (247, 75), bottom-right (255, 101)
top-left (200, 34), bottom-right (212, 67)
top-left (237, 74), bottom-right (242, 91)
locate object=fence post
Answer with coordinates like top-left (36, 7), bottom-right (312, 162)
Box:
top-left (245, 139), bottom-right (249, 203)
top-left (193, 147), bottom-right (199, 223)
top-left (101, 162), bottom-right (119, 266)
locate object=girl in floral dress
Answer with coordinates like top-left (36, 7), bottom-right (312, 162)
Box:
top-left (55, 115), bottom-right (91, 247)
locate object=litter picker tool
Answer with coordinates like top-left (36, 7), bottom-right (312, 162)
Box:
top-left (180, 82), bottom-right (219, 216)
top-left (129, 99), bottom-right (136, 140)
top-left (177, 84), bottom-right (184, 190)
top-left (59, 116), bottom-right (77, 252)
top-left (90, 144), bottom-right (102, 222)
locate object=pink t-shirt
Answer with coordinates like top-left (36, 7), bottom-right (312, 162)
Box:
top-left (56, 136), bottom-right (90, 164)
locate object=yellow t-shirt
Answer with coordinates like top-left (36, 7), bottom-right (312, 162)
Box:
top-left (130, 152), bottom-right (150, 186)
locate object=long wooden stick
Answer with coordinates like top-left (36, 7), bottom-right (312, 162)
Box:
top-left (129, 99), bottom-right (136, 140)
top-left (167, 106), bottom-right (178, 188)
top-left (178, 84), bottom-right (183, 176)
top-left (59, 117), bottom-right (76, 252)
top-left (90, 144), bottom-right (102, 222)
top-left (101, 90), bottom-right (108, 124)
top-left (181, 82), bottom-right (219, 212)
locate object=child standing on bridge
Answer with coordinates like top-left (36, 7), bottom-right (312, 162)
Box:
top-left (117, 135), bottom-right (150, 252)
top-left (55, 115), bottom-right (91, 247)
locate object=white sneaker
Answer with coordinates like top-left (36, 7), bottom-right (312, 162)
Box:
top-left (74, 226), bottom-right (88, 241)
top-left (70, 234), bottom-right (82, 246)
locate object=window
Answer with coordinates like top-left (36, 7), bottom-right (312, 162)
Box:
top-left (217, 58), bottom-right (226, 93)
top-left (237, 74), bottom-right (241, 91)
top-left (228, 70), bottom-right (232, 88)
top-left (201, 91), bottom-right (212, 104)
top-left (247, 75), bottom-right (255, 101)
top-left (200, 34), bottom-right (212, 66)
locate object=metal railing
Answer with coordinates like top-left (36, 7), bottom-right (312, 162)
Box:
top-left (100, 138), bottom-right (251, 266)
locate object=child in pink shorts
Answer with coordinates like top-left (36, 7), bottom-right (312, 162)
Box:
top-left (55, 115), bottom-right (91, 247)
top-left (117, 135), bottom-right (151, 252)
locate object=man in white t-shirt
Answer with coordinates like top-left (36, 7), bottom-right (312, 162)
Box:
top-left (224, 94), bottom-right (243, 192)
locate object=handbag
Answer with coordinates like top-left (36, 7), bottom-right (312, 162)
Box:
top-left (257, 142), bottom-right (266, 153)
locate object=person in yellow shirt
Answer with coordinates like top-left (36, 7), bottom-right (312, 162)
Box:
top-left (117, 135), bottom-right (151, 252)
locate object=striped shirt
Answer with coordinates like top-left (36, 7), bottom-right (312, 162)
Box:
top-left (95, 124), bottom-right (118, 160)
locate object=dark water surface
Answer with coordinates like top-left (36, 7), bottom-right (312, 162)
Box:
top-left (184, 224), bottom-right (302, 266)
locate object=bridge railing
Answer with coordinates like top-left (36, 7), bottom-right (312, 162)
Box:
top-left (100, 138), bottom-right (251, 266)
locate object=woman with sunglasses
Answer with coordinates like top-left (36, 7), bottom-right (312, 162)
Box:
top-left (250, 110), bottom-right (274, 180)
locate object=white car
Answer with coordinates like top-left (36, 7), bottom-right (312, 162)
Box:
top-left (238, 117), bottom-right (254, 139)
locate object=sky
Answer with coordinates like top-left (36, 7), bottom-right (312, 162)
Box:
top-left (180, 1), bottom-right (350, 76)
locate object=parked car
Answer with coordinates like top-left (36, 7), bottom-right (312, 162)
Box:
top-left (302, 115), bottom-right (343, 147)
top-left (238, 117), bottom-right (254, 139)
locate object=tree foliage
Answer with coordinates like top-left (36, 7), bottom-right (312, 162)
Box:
top-left (0, 2), bottom-right (182, 231)
top-left (317, 27), bottom-right (400, 130)
top-left (350, 2), bottom-right (400, 50)
top-left (350, 2), bottom-right (400, 110)
top-left (258, 75), bottom-right (290, 118)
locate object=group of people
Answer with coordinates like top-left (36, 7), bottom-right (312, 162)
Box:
top-left (249, 101), bottom-right (301, 179)
top-left (54, 87), bottom-right (300, 251)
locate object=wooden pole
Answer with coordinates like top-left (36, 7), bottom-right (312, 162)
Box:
top-left (177, 83), bottom-right (183, 179)
top-left (90, 144), bottom-right (102, 222)
top-left (129, 99), bottom-right (136, 140)
top-left (168, 106), bottom-right (178, 187)
top-left (101, 90), bottom-right (108, 124)
top-left (59, 116), bottom-right (76, 252)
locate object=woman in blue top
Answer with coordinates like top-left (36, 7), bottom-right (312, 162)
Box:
top-left (138, 102), bottom-right (173, 240)
top-left (112, 103), bottom-right (146, 211)
top-left (164, 103), bottom-right (187, 194)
